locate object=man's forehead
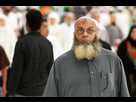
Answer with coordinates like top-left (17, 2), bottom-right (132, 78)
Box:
top-left (74, 18), bottom-right (96, 28)
top-left (81, 19), bottom-right (93, 24)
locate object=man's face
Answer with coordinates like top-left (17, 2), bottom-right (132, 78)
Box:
top-left (3, 6), bottom-right (12, 13)
top-left (110, 13), bottom-right (116, 25)
top-left (131, 28), bottom-right (136, 41)
top-left (40, 21), bottom-right (49, 37)
top-left (50, 18), bottom-right (56, 25)
top-left (65, 15), bottom-right (75, 25)
top-left (73, 18), bottom-right (101, 60)
top-left (74, 18), bottom-right (97, 45)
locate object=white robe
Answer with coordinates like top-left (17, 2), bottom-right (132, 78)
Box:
top-left (98, 24), bottom-right (110, 44)
top-left (47, 12), bottom-right (65, 50)
top-left (5, 12), bottom-right (18, 30)
top-left (47, 35), bottom-right (64, 60)
top-left (0, 25), bottom-right (17, 65)
top-left (60, 22), bottom-right (74, 52)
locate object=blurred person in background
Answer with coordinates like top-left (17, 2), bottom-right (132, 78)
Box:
top-left (0, 14), bottom-right (17, 67)
top-left (0, 46), bottom-right (9, 97)
top-left (99, 6), bottom-right (111, 27)
top-left (60, 12), bottom-right (75, 52)
top-left (47, 11), bottom-right (64, 50)
top-left (117, 25), bottom-right (136, 96)
top-left (2, 6), bottom-right (19, 37)
top-left (8, 9), bottom-right (53, 97)
top-left (116, 6), bottom-right (130, 39)
top-left (0, 6), bottom-right (3, 14)
top-left (90, 8), bottom-right (110, 44)
top-left (13, 7), bottom-right (24, 35)
top-left (73, 6), bottom-right (86, 20)
top-left (105, 12), bottom-right (124, 53)
top-left (40, 19), bottom-right (64, 60)
top-left (130, 6), bottom-right (136, 27)
top-left (16, 6), bottom-right (28, 37)
top-left (95, 26), bottom-right (111, 50)
top-left (0, 11), bottom-right (17, 97)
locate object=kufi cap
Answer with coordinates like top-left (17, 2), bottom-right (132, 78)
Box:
top-left (74, 16), bottom-right (99, 28)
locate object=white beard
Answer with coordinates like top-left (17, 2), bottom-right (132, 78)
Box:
top-left (73, 36), bottom-right (101, 60)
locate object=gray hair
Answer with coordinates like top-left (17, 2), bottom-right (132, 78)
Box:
top-left (89, 8), bottom-right (101, 17)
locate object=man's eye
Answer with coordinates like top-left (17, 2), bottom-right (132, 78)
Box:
top-left (78, 30), bottom-right (83, 32)
top-left (77, 30), bottom-right (84, 34)
top-left (87, 30), bottom-right (93, 34)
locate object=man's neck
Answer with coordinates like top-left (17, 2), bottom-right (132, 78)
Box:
top-left (27, 28), bottom-right (39, 33)
top-left (28, 30), bottom-right (39, 33)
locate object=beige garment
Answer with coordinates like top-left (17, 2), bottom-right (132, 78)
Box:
top-left (48, 25), bottom-right (64, 50)
top-left (48, 11), bottom-right (65, 50)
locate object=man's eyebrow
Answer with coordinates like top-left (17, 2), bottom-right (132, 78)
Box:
top-left (88, 26), bottom-right (94, 28)
top-left (77, 27), bottom-right (83, 29)
top-left (77, 26), bottom-right (94, 29)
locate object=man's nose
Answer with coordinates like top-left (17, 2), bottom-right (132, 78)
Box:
top-left (83, 31), bottom-right (88, 37)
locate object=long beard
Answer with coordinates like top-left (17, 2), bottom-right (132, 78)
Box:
top-left (72, 36), bottom-right (102, 60)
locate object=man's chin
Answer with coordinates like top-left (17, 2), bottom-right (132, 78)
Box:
top-left (82, 42), bottom-right (90, 45)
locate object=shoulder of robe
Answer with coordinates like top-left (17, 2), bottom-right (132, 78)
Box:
top-left (100, 48), bottom-right (121, 61)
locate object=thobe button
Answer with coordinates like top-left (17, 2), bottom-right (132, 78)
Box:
top-left (91, 72), bottom-right (94, 74)
top-left (92, 83), bottom-right (95, 85)
top-left (93, 95), bottom-right (95, 97)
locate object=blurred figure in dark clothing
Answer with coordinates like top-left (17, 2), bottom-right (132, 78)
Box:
top-left (117, 25), bottom-right (136, 96)
top-left (8, 9), bottom-right (54, 97)
top-left (0, 45), bottom-right (9, 97)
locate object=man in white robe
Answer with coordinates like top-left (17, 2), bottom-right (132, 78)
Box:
top-left (60, 12), bottom-right (75, 52)
top-left (47, 11), bottom-right (64, 50)
top-left (0, 14), bottom-right (17, 66)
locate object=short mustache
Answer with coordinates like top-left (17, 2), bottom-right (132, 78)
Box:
top-left (81, 37), bottom-right (91, 41)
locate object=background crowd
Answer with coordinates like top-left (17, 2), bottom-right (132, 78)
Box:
top-left (0, 6), bottom-right (136, 97)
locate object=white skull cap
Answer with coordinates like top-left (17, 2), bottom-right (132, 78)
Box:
top-left (74, 15), bottom-right (99, 28)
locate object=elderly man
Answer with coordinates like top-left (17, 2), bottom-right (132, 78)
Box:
top-left (43, 16), bottom-right (130, 97)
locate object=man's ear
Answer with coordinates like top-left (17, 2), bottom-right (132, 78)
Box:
top-left (25, 20), bottom-right (30, 32)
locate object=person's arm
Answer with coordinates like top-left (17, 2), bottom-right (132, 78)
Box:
top-left (8, 40), bottom-right (24, 96)
top-left (117, 58), bottom-right (130, 97)
top-left (0, 46), bottom-right (10, 97)
top-left (47, 42), bottom-right (54, 76)
top-left (42, 64), bottom-right (59, 97)
top-left (1, 67), bottom-right (7, 97)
